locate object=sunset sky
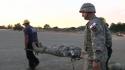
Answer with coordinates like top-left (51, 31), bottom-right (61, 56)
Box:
top-left (0, 0), bottom-right (125, 28)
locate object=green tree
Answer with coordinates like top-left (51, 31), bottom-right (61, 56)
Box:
top-left (110, 22), bottom-right (125, 32)
top-left (7, 24), bottom-right (13, 29)
top-left (0, 25), bottom-right (6, 29)
top-left (53, 26), bottom-right (58, 29)
top-left (77, 26), bottom-right (85, 31)
top-left (43, 24), bottom-right (51, 29)
top-left (110, 23), bottom-right (116, 32)
top-left (13, 23), bottom-right (23, 31)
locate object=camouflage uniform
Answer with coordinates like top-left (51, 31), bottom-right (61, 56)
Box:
top-left (33, 43), bottom-right (82, 59)
top-left (83, 16), bottom-right (112, 70)
top-left (79, 3), bottom-right (112, 70)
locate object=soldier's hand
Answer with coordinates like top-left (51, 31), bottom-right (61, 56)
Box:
top-left (93, 61), bottom-right (101, 70)
top-left (80, 49), bottom-right (87, 59)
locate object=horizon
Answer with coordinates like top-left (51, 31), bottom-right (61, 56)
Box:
top-left (0, 0), bottom-right (125, 28)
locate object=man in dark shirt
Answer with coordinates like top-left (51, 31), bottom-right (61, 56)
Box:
top-left (23, 19), bottom-right (39, 70)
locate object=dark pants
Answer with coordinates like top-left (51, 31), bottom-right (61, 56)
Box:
top-left (106, 47), bottom-right (112, 70)
top-left (26, 43), bottom-right (39, 68)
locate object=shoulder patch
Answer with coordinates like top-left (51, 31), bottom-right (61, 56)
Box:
top-left (90, 23), bottom-right (96, 29)
top-left (90, 23), bottom-right (97, 31)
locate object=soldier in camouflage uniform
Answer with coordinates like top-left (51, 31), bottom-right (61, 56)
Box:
top-left (79, 3), bottom-right (112, 70)
top-left (33, 43), bottom-right (82, 59)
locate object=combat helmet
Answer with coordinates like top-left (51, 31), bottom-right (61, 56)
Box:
top-left (79, 3), bottom-right (96, 13)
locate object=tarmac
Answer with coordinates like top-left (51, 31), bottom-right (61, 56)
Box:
top-left (0, 30), bottom-right (125, 70)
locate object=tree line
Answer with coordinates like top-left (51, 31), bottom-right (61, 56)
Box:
top-left (0, 22), bottom-right (125, 33)
top-left (110, 22), bottom-right (125, 33)
top-left (0, 23), bottom-right (85, 32)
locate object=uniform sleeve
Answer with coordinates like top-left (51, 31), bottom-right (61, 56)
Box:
top-left (90, 22), bottom-right (106, 61)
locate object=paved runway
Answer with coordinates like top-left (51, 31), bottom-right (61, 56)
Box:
top-left (0, 30), bottom-right (125, 70)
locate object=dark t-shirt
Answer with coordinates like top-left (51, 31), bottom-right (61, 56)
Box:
top-left (24, 25), bottom-right (38, 43)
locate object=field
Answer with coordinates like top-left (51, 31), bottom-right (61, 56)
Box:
top-left (0, 30), bottom-right (125, 70)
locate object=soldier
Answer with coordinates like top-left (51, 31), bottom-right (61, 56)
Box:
top-left (33, 43), bottom-right (82, 59)
top-left (79, 3), bottom-right (112, 70)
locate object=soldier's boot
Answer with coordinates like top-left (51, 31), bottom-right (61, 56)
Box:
top-left (32, 42), bottom-right (46, 53)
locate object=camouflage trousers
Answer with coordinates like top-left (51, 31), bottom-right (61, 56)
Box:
top-left (82, 52), bottom-right (107, 70)
top-left (34, 45), bottom-right (81, 58)
top-left (83, 59), bottom-right (107, 70)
